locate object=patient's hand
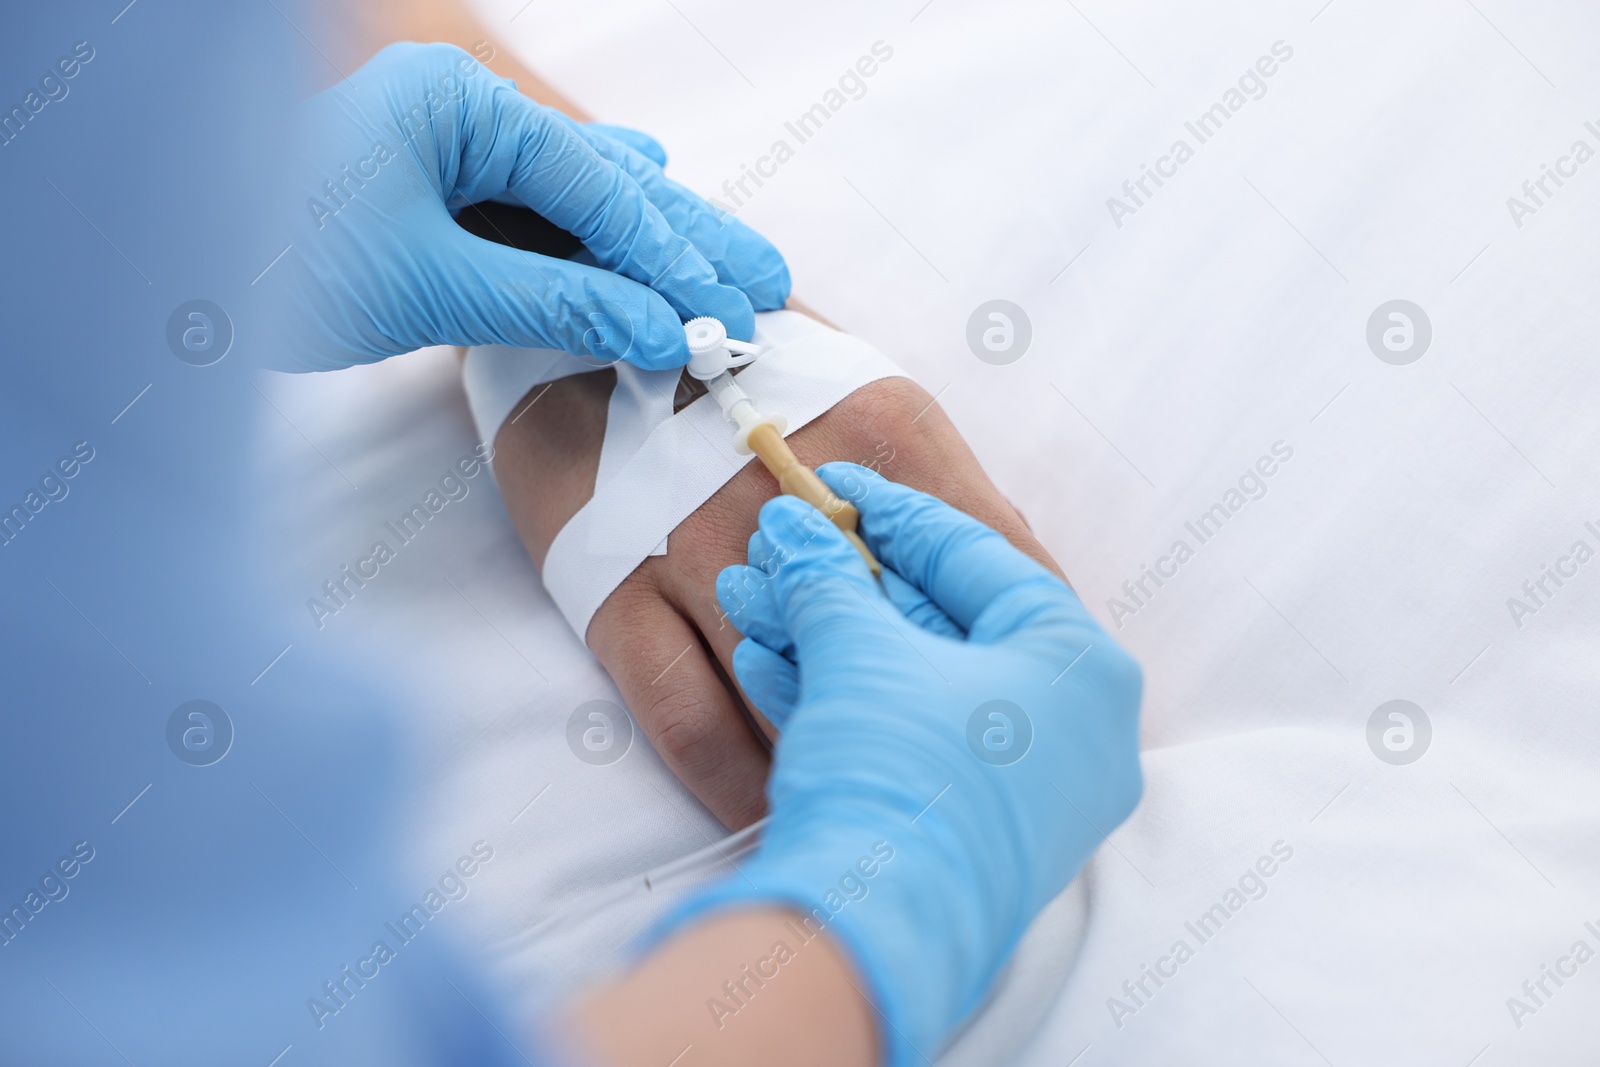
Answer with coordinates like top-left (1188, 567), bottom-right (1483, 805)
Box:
top-left (492, 348), bottom-right (1060, 828)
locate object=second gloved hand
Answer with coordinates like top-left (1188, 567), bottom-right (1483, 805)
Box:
top-left (664, 464), bottom-right (1145, 1066)
top-left (280, 43), bottom-right (789, 371)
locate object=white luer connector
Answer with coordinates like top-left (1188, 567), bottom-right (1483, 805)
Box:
top-left (684, 316), bottom-right (762, 379)
top-left (684, 317), bottom-right (787, 455)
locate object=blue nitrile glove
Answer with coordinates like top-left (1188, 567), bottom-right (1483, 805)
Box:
top-left (574, 121), bottom-right (791, 311)
top-left (279, 43), bottom-right (789, 371)
top-left (668, 464), bottom-right (1143, 1066)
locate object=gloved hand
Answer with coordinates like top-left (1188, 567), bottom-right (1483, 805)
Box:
top-left (279, 43), bottom-right (789, 371)
top-left (666, 463), bottom-right (1143, 1066)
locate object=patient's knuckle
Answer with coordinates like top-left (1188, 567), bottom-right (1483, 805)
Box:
top-left (587, 580), bottom-right (668, 662)
top-left (644, 686), bottom-right (727, 774)
top-left (612, 565), bottom-right (666, 607)
top-left (848, 376), bottom-right (935, 430)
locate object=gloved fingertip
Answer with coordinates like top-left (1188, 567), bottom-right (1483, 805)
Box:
top-left (716, 564), bottom-right (762, 626)
top-left (708, 288), bottom-right (757, 342)
top-left (604, 124), bottom-right (669, 167)
top-left (758, 258), bottom-right (794, 310)
top-left (819, 463), bottom-right (883, 483)
top-left (747, 529), bottom-right (772, 568)
top-left (739, 257), bottom-right (791, 312)
top-left (756, 493), bottom-right (824, 533)
top-left (731, 638), bottom-right (799, 729)
top-left (715, 223), bottom-right (792, 311)
top-left (815, 462), bottom-right (885, 504)
top-left (580, 122), bottom-right (667, 165)
top-left (756, 496), bottom-right (866, 579)
top-left (628, 309), bottom-right (691, 370)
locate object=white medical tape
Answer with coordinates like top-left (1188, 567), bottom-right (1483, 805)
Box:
top-left (461, 345), bottom-right (602, 452)
top-left (463, 341), bottom-right (683, 555)
top-left (461, 310), bottom-right (906, 643)
top-left (547, 328), bottom-right (904, 639)
top-left (590, 311), bottom-right (863, 556)
top-left (597, 365), bottom-right (680, 556)
top-left (463, 313), bottom-right (831, 486)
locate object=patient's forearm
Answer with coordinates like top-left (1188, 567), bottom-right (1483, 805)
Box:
top-left (567, 908), bottom-right (876, 1067)
top-left (337, 0), bottom-right (587, 114)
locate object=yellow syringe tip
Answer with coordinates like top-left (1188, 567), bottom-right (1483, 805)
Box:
top-left (746, 423), bottom-right (881, 577)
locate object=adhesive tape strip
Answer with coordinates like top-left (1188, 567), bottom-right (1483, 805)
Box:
top-left (461, 312), bottom-right (841, 484)
top-left (461, 311), bottom-right (906, 643)
top-left (462, 312), bottom-right (905, 639)
top-left (462, 344), bottom-right (603, 454)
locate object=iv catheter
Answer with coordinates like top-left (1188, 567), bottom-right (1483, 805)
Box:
top-left (683, 317), bottom-right (882, 576)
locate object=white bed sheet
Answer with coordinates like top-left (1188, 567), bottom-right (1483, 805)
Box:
top-left (259, 1), bottom-right (1600, 1063)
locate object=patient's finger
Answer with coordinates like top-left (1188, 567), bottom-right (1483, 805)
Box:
top-left (589, 589), bottom-right (770, 829)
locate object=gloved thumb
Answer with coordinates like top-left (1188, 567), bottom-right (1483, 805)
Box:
top-left (749, 496), bottom-right (896, 669)
top-left (430, 227), bottom-right (692, 369)
top-left (816, 461), bottom-right (1082, 646)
